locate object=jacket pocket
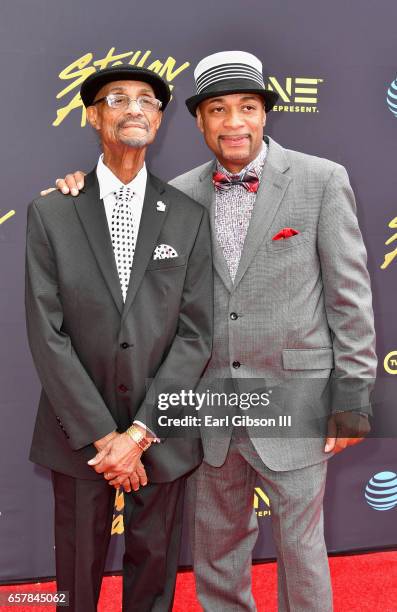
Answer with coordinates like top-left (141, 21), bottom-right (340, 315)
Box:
top-left (282, 347), bottom-right (334, 370)
top-left (146, 255), bottom-right (187, 271)
top-left (267, 231), bottom-right (310, 252)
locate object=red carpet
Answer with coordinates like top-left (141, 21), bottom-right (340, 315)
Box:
top-left (0, 552), bottom-right (396, 611)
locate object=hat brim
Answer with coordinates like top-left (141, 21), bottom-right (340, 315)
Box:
top-left (80, 66), bottom-right (171, 110)
top-left (185, 82), bottom-right (279, 116)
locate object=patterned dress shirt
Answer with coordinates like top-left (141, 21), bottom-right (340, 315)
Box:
top-left (215, 142), bottom-right (267, 281)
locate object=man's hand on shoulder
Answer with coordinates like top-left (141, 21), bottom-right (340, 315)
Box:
top-left (40, 171), bottom-right (86, 197)
top-left (324, 411), bottom-right (371, 454)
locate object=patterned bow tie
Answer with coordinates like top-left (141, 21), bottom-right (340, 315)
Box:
top-left (213, 169), bottom-right (259, 193)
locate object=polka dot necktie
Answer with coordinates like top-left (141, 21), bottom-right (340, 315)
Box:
top-left (111, 186), bottom-right (136, 302)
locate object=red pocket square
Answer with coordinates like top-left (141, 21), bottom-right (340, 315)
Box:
top-left (272, 227), bottom-right (300, 241)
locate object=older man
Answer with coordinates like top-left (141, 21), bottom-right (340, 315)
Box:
top-left (26, 65), bottom-right (212, 612)
top-left (50, 51), bottom-right (376, 611)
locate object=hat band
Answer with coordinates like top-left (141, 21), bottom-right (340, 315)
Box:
top-left (196, 63), bottom-right (264, 94)
top-left (194, 77), bottom-right (267, 99)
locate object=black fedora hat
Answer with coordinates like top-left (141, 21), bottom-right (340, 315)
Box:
top-left (80, 65), bottom-right (171, 110)
top-left (185, 51), bottom-right (278, 116)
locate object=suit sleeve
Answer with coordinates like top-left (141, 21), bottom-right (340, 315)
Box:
top-left (317, 165), bottom-right (377, 413)
top-left (133, 207), bottom-right (213, 436)
top-left (25, 201), bottom-right (117, 450)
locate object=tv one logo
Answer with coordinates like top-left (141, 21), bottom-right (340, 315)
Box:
top-left (265, 76), bottom-right (324, 114)
top-left (384, 351), bottom-right (397, 374)
top-left (365, 472), bottom-right (397, 511)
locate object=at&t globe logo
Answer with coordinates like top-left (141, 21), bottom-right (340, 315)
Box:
top-left (386, 76), bottom-right (397, 118)
top-left (365, 471), bottom-right (397, 511)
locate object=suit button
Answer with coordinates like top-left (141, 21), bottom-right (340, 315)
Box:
top-left (118, 384), bottom-right (128, 393)
top-left (232, 361), bottom-right (241, 369)
top-left (230, 312), bottom-right (238, 320)
top-left (120, 342), bottom-right (129, 349)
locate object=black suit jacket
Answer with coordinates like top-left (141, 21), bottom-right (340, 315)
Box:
top-left (26, 170), bottom-right (213, 482)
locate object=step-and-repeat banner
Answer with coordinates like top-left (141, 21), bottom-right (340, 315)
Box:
top-left (1, 0), bottom-right (396, 581)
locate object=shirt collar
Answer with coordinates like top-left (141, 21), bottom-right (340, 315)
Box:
top-left (216, 140), bottom-right (267, 178)
top-left (96, 154), bottom-right (147, 201)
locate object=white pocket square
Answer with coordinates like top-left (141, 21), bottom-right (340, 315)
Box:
top-left (153, 244), bottom-right (179, 260)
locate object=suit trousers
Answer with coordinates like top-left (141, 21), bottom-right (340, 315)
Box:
top-left (51, 471), bottom-right (116, 612)
top-left (187, 435), bottom-right (332, 612)
top-left (52, 471), bottom-right (186, 612)
top-left (122, 476), bottom-right (186, 612)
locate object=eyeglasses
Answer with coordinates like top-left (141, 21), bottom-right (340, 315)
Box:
top-left (93, 93), bottom-right (162, 113)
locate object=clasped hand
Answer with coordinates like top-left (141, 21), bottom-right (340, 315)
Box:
top-left (88, 431), bottom-right (148, 492)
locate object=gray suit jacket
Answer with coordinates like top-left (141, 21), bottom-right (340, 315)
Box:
top-left (170, 136), bottom-right (377, 471)
top-left (26, 170), bottom-right (213, 482)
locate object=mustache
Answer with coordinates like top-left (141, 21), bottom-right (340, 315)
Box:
top-left (117, 118), bottom-right (149, 131)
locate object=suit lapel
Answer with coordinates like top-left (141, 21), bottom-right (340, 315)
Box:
top-left (73, 170), bottom-right (123, 313)
top-left (232, 138), bottom-right (292, 291)
top-left (122, 173), bottom-right (168, 320)
top-left (197, 162), bottom-right (234, 293)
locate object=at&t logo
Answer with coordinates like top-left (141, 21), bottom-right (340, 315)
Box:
top-left (365, 471), bottom-right (397, 511)
top-left (387, 75), bottom-right (397, 118)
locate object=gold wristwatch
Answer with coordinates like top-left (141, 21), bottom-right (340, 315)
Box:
top-left (125, 424), bottom-right (152, 451)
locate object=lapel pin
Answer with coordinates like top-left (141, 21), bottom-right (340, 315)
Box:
top-left (156, 201), bottom-right (166, 212)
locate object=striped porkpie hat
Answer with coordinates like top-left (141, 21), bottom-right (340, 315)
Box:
top-left (185, 51), bottom-right (278, 116)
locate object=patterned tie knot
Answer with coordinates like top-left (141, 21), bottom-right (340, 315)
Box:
top-left (114, 185), bottom-right (135, 203)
